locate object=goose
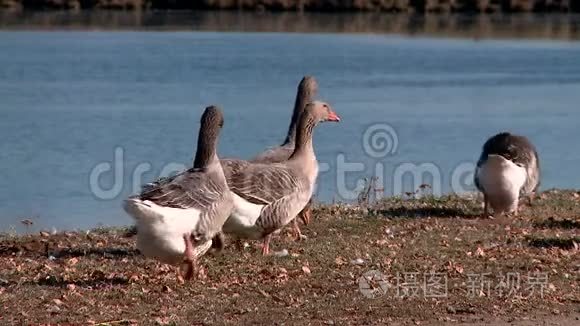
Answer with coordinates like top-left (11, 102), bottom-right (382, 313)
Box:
top-left (251, 76), bottom-right (319, 240)
top-left (123, 106), bottom-right (233, 281)
top-left (135, 77), bottom-right (317, 247)
top-left (221, 101), bottom-right (340, 255)
top-left (474, 132), bottom-right (540, 217)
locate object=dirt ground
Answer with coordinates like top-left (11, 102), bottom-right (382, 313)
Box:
top-left (1, 190), bottom-right (579, 325)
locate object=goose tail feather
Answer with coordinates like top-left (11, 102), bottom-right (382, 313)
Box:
top-left (123, 198), bottom-right (160, 223)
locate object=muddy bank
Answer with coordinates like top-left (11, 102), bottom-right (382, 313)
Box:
top-left (2, 0), bottom-right (580, 13)
top-left (1, 190), bottom-right (579, 324)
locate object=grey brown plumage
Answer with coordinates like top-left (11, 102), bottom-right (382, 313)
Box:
top-left (222, 101), bottom-right (340, 254)
top-left (475, 132), bottom-right (540, 196)
top-left (136, 167), bottom-right (230, 240)
top-left (250, 76), bottom-right (319, 236)
top-left (123, 105), bottom-right (233, 280)
top-left (252, 76), bottom-right (319, 163)
top-left (474, 132), bottom-right (540, 216)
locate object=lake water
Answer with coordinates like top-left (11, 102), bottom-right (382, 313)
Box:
top-left (1, 18), bottom-right (580, 232)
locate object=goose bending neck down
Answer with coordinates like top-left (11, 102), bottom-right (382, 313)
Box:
top-left (477, 155), bottom-right (527, 214)
top-left (222, 101), bottom-right (340, 255)
top-left (474, 132), bottom-right (540, 218)
top-left (123, 106), bottom-right (233, 281)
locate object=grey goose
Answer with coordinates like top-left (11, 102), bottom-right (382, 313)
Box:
top-left (251, 76), bottom-right (319, 239)
top-left (123, 106), bottom-right (233, 281)
top-left (221, 101), bottom-right (340, 255)
top-left (474, 132), bottom-right (540, 217)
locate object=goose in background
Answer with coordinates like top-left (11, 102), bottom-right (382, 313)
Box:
top-left (221, 101), bottom-right (340, 255)
top-left (123, 106), bottom-right (233, 281)
top-left (474, 132), bottom-right (540, 217)
top-left (251, 76), bottom-right (319, 240)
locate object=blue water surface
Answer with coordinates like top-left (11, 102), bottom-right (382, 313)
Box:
top-left (1, 31), bottom-right (579, 231)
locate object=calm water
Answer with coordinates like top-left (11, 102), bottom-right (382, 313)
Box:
top-left (1, 31), bottom-right (580, 232)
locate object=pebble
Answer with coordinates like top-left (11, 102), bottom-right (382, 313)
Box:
top-left (350, 258), bottom-right (364, 265)
top-left (47, 305), bottom-right (61, 314)
top-left (273, 249), bottom-right (289, 257)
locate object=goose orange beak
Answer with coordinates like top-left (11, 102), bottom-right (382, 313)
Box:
top-left (327, 110), bottom-right (340, 122)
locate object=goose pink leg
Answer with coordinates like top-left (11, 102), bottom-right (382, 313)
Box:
top-left (299, 200), bottom-right (312, 225)
top-left (482, 194), bottom-right (491, 218)
top-left (179, 234), bottom-right (197, 281)
top-left (262, 234), bottom-right (272, 256)
top-left (292, 218), bottom-right (304, 241)
top-left (293, 200), bottom-right (312, 241)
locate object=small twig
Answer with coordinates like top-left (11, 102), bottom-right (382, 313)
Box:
top-left (94, 320), bottom-right (134, 326)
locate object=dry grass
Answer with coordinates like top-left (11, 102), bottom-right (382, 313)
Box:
top-left (1, 190), bottom-right (579, 325)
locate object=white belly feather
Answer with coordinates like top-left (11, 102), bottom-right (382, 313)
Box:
top-left (223, 161), bottom-right (318, 239)
top-left (123, 199), bottom-right (201, 264)
top-left (222, 192), bottom-right (264, 239)
top-left (477, 155), bottom-right (527, 213)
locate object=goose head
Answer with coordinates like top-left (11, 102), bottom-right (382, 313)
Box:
top-left (303, 101), bottom-right (340, 124)
top-left (193, 105), bottom-right (225, 169)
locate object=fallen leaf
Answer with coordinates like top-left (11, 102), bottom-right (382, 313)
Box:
top-left (66, 284), bottom-right (76, 291)
top-left (258, 289), bottom-right (271, 298)
top-left (66, 257), bottom-right (79, 266)
top-left (376, 239), bottom-right (388, 246)
top-left (162, 285), bottom-right (172, 293)
top-left (476, 247), bottom-right (485, 257)
top-left (154, 317), bottom-right (171, 325)
top-left (52, 298), bottom-right (64, 306)
top-left (455, 265), bottom-right (464, 274)
top-left (302, 266), bottom-right (311, 275)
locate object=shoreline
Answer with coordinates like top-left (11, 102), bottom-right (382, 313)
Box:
top-left (1, 189), bottom-right (579, 236)
top-left (1, 0), bottom-right (580, 13)
top-left (1, 189), bottom-right (577, 236)
top-left (2, 11), bottom-right (580, 41)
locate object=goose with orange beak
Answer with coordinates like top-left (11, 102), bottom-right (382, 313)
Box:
top-left (221, 101), bottom-right (340, 255)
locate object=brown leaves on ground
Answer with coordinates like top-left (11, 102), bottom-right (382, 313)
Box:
top-left (0, 190), bottom-right (579, 324)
